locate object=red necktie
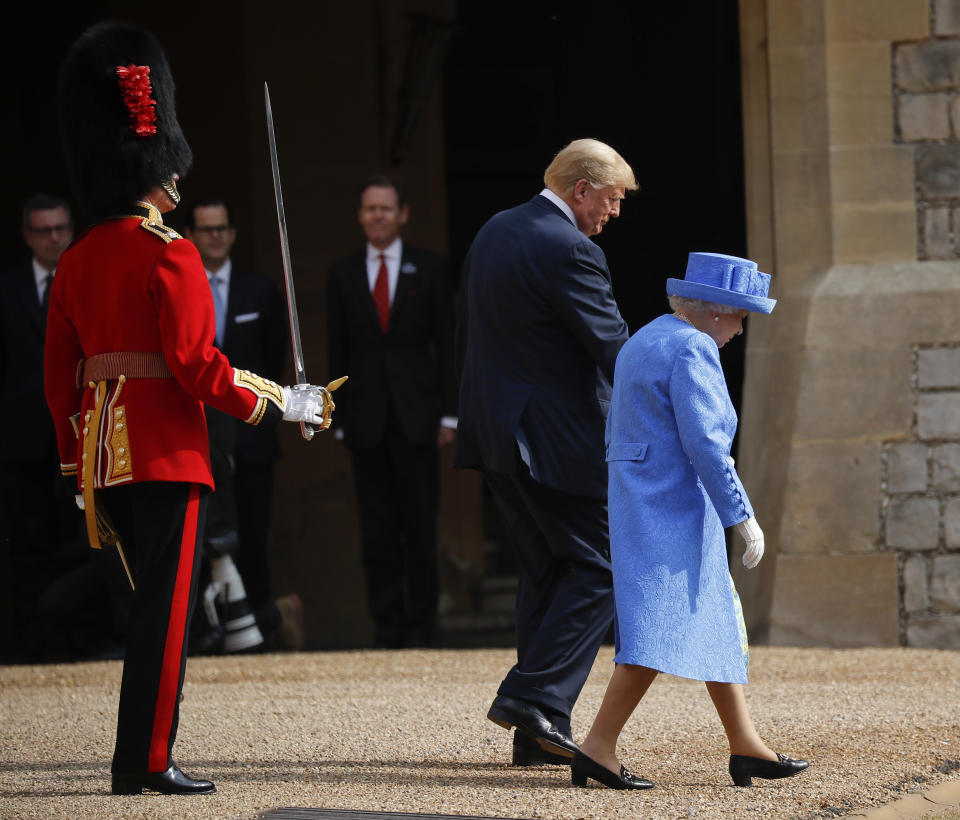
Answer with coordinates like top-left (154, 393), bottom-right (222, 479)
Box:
top-left (373, 253), bottom-right (390, 333)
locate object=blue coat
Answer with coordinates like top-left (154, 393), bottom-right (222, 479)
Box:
top-left (455, 195), bottom-right (628, 499)
top-left (605, 314), bottom-right (752, 683)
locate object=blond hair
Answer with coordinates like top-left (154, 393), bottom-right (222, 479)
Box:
top-left (543, 138), bottom-right (638, 195)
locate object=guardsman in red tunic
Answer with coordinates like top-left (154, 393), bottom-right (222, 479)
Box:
top-left (46, 21), bottom-right (337, 796)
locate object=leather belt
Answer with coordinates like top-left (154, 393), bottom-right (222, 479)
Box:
top-left (80, 351), bottom-right (171, 387)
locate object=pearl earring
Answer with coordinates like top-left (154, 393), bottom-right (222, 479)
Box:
top-left (713, 315), bottom-right (719, 322)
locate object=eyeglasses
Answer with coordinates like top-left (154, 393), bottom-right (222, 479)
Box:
top-left (26, 224), bottom-right (72, 237)
top-left (192, 225), bottom-right (232, 235)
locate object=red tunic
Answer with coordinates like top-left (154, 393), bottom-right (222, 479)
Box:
top-left (44, 203), bottom-right (284, 493)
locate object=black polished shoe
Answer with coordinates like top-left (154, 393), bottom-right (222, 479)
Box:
top-left (512, 740), bottom-right (571, 766)
top-left (111, 764), bottom-right (216, 795)
top-left (570, 750), bottom-right (654, 790)
top-left (487, 695), bottom-right (578, 758)
top-left (729, 753), bottom-right (810, 787)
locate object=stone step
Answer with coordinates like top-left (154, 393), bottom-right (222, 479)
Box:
top-left (477, 574), bottom-right (518, 614)
top-left (435, 574), bottom-right (518, 648)
top-left (436, 610), bottom-right (515, 649)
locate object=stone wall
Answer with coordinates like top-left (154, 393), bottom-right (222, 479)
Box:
top-left (735, 0), bottom-right (960, 648)
top-left (895, 0), bottom-right (960, 258)
top-left (883, 345), bottom-right (960, 648)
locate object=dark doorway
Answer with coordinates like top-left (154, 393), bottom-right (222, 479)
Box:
top-left (442, 1), bottom-right (748, 576)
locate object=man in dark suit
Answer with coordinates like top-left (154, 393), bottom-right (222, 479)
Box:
top-left (0, 193), bottom-right (83, 661)
top-left (183, 198), bottom-right (299, 650)
top-left (456, 139), bottom-right (638, 766)
top-left (327, 176), bottom-right (456, 648)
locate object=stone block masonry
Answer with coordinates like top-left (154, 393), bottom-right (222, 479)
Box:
top-left (894, 9), bottom-right (960, 259)
top-left (882, 343), bottom-right (960, 647)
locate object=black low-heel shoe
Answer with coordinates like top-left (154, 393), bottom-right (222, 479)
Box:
top-left (111, 764), bottom-right (216, 795)
top-left (570, 751), bottom-right (654, 790)
top-left (729, 753), bottom-right (809, 787)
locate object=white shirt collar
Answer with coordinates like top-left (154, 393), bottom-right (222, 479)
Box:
top-left (539, 188), bottom-right (577, 227)
top-left (32, 257), bottom-right (54, 288)
top-left (366, 237), bottom-right (403, 264)
top-left (206, 257), bottom-right (232, 287)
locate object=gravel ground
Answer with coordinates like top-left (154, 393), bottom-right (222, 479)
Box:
top-left (1, 646), bottom-right (959, 820)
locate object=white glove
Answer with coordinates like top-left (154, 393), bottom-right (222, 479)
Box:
top-left (735, 516), bottom-right (765, 569)
top-left (75, 494), bottom-right (85, 511)
top-left (281, 384), bottom-right (330, 427)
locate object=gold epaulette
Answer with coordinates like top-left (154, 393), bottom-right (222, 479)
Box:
top-left (138, 218), bottom-right (182, 244)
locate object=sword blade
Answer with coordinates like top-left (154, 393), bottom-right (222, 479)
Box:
top-left (265, 82), bottom-right (314, 440)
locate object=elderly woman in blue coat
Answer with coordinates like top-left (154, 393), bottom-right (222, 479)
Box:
top-left (570, 253), bottom-right (809, 791)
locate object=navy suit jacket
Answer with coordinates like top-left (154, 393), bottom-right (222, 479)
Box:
top-left (454, 194), bottom-right (629, 499)
top-left (207, 266), bottom-right (285, 465)
top-left (0, 262), bottom-right (57, 463)
top-left (327, 243), bottom-right (457, 450)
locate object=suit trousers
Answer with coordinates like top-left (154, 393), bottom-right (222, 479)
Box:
top-left (98, 481), bottom-right (206, 774)
top-left (483, 451), bottom-right (614, 727)
top-left (233, 461), bottom-right (275, 610)
top-left (0, 458), bottom-right (82, 661)
top-left (349, 408), bottom-right (439, 647)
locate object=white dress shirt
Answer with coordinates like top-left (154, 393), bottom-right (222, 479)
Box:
top-left (33, 258), bottom-right (55, 304)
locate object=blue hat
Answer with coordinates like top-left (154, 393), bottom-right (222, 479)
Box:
top-left (666, 252), bottom-right (776, 314)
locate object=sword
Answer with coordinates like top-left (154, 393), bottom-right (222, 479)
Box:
top-left (96, 509), bottom-right (135, 591)
top-left (265, 82), bottom-right (317, 441)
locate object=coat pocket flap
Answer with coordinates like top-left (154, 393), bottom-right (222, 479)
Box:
top-left (605, 442), bottom-right (648, 462)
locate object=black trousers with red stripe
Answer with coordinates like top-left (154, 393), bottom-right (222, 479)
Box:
top-left (97, 481), bottom-right (206, 774)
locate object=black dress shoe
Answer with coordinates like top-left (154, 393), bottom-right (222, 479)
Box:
top-left (487, 695), bottom-right (578, 758)
top-left (111, 764), bottom-right (216, 795)
top-left (512, 729), bottom-right (570, 766)
top-left (729, 753), bottom-right (810, 787)
top-left (570, 750), bottom-right (654, 790)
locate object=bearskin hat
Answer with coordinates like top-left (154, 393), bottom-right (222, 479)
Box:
top-left (57, 21), bottom-right (193, 221)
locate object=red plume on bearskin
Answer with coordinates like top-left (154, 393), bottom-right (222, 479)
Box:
top-left (115, 64), bottom-right (158, 137)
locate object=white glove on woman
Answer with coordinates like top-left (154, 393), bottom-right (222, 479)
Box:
top-left (281, 385), bottom-right (330, 427)
top-left (735, 516), bottom-right (765, 569)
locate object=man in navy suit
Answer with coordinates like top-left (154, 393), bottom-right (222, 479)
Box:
top-left (0, 194), bottom-right (80, 660)
top-left (456, 139), bottom-right (638, 765)
top-left (183, 198), bottom-right (297, 650)
top-left (327, 176), bottom-right (457, 648)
